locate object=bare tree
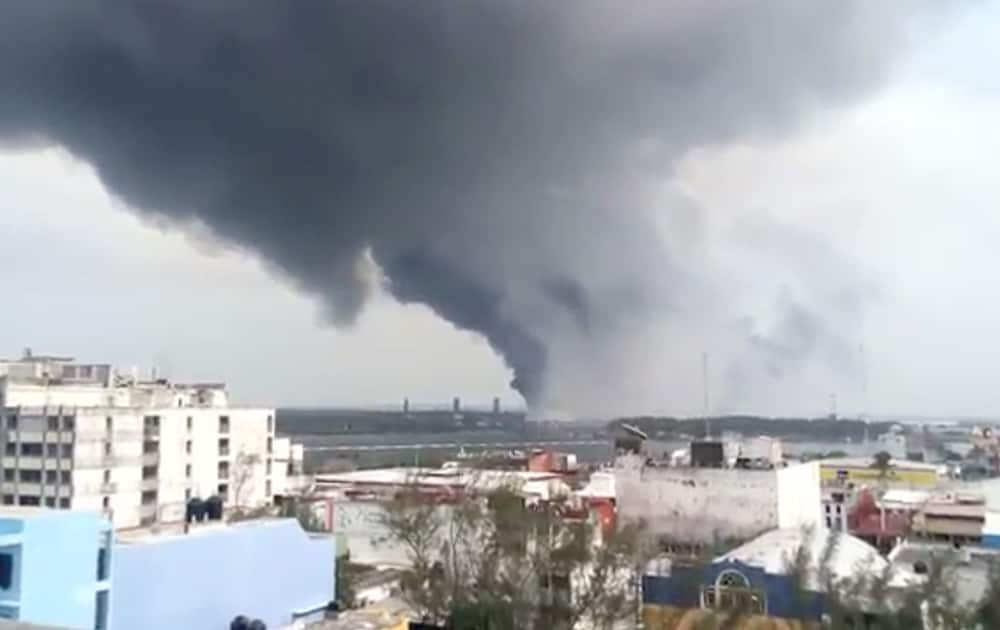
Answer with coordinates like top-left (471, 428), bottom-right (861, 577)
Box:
top-left (229, 451), bottom-right (261, 514)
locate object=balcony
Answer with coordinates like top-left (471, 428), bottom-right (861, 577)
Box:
top-left (142, 425), bottom-right (160, 440)
top-left (141, 453), bottom-right (159, 466)
top-left (15, 483), bottom-right (41, 496)
top-left (15, 456), bottom-right (42, 469)
top-left (140, 478), bottom-right (158, 491)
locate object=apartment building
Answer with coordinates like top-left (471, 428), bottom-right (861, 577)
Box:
top-left (0, 350), bottom-right (285, 529)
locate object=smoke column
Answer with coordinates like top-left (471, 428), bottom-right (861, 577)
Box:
top-left (0, 2), bottom-right (937, 411)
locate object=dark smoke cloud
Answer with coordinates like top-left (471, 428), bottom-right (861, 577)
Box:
top-left (0, 2), bottom-right (928, 407)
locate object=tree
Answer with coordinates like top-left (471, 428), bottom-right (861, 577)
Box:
top-left (378, 481), bottom-right (646, 630)
top-left (230, 451), bottom-right (262, 513)
top-left (871, 450), bottom-right (893, 487)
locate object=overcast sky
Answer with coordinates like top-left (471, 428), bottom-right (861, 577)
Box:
top-left (1, 5), bottom-right (998, 418)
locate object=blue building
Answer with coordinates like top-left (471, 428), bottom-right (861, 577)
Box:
top-left (642, 528), bottom-right (887, 628)
top-left (0, 508), bottom-right (112, 629)
top-left (112, 518), bottom-right (335, 629)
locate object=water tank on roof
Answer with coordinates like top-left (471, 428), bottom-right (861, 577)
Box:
top-left (205, 495), bottom-right (223, 520)
top-left (248, 620), bottom-right (266, 630)
top-left (186, 498), bottom-right (206, 523)
top-left (230, 615), bottom-right (250, 630)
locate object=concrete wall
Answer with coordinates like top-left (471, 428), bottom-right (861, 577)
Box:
top-left (616, 459), bottom-right (780, 544)
top-left (111, 519), bottom-right (334, 630)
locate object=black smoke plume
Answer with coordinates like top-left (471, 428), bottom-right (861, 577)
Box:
top-left (0, 2), bottom-right (931, 408)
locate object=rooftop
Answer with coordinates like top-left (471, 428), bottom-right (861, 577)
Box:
top-left (315, 466), bottom-right (562, 489)
top-left (714, 527), bottom-right (888, 590)
top-left (0, 506), bottom-right (108, 523)
top-left (880, 489), bottom-right (932, 506)
top-left (819, 456), bottom-right (943, 472)
top-left (115, 517), bottom-right (329, 545)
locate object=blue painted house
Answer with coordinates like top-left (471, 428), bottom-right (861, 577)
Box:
top-left (642, 528), bottom-right (887, 627)
top-left (0, 508), bottom-right (112, 630)
top-left (112, 518), bottom-right (335, 629)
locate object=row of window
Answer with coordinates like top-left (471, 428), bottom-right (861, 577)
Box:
top-left (3, 442), bottom-right (73, 458)
top-left (2, 416), bottom-right (75, 431)
top-left (2, 468), bottom-right (71, 484)
top-left (1, 495), bottom-right (69, 508)
top-left (4, 413), bottom-right (274, 434)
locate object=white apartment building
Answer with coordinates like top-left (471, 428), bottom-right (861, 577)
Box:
top-left (0, 350), bottom-right (289, 529)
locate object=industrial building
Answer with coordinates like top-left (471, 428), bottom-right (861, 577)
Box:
top-left (0, 351), bottom-right (293, 529)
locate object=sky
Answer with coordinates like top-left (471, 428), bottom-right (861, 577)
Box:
top-left (0, 4), bottom-right (998, 418)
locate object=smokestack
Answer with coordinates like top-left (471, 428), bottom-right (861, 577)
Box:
top-left (403, 397), bottom-right (410, 415)
top-left (493, 397), bottom-right (501, 415)
top-left (453, 397), bottom-right (461, 414)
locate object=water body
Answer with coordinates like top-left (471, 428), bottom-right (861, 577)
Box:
top-left (291, 431), bottom-right (881, 471)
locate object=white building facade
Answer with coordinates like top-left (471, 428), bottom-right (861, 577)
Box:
top-left (615, 455), bottom-right (822, 546)
top-left (0, 351), bottom-right (285, 529)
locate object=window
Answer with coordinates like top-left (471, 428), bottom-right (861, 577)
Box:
top-left (217, 483), bottom-right (229, 499)
top-left (105, 416), bottom-right (113, 433)
top-left (3, 444), bottom-right (13, 457)
top-left (218, 438), bottom-right (230, 456)
top-left (702, 570), bottom-right (765, 615)
top-left (142, 441), bottom-right (157, 454)
top-left (18, 496), bottom-right (40, 506)
top-left (18, 470), bottom-right (40, 483)
top-left (62, 417), bottom-right (74, 431)
top-left (58, 498), bottom-right (69, 508)
top-left (6, 416), bottom-right (16, 430)
top-left (185, 488), bottom-right (192, 501)
top-left (2, 470), bottom-right (12, 482)
top-left (101, 496), bottom-right (110, 509)
top-left (0, 496), bottom-right (11, 506)
top-left (103, 441), bottom-right (112, 456)
top-left (103, 470), bottom-right (111, 484)
top-left (141, 466), bottom-right (157, 480)
top-left (267, 437), bottom-right (273, 454)
top-left (0, 553), bottom-right (12, 590)
top-left (265, 480), bottom-right (272, 496)
top-left (185, 464), bottom-right (192, 478)
top-left (19, 443), bottom-right (42, 457)
top-left (140, 490), bottom-right (156, 504)
top-left (185, 440), bottom-right (192, 455)
top-left (218, 461), bottom-right (230, 480)
top-left (186, 416), bottom-right (193, 431)
top-left (59, 471), bottom-right (70, 484)
top-left (44, 497), bottom-right (55, 507)
top-left (45, 471), bottom-right (57, 484)
top-left (61, 444), bottom-right (73, 458)
top-left (267, 415), bottom-right (273, 433)
top-left (45, 443), bottom-right (58, 457)
top-left (47, 416), bottom-right (59, 431)
top-left (95, 590), bottom-right (109, 630)
top-left (266, 458), bottom-right (272, 475)
top-left (219, 415), bottom-right (230, 434)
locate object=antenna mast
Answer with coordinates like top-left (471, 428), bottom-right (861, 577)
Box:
top-left (702, 352), bottom-right (710, 438)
